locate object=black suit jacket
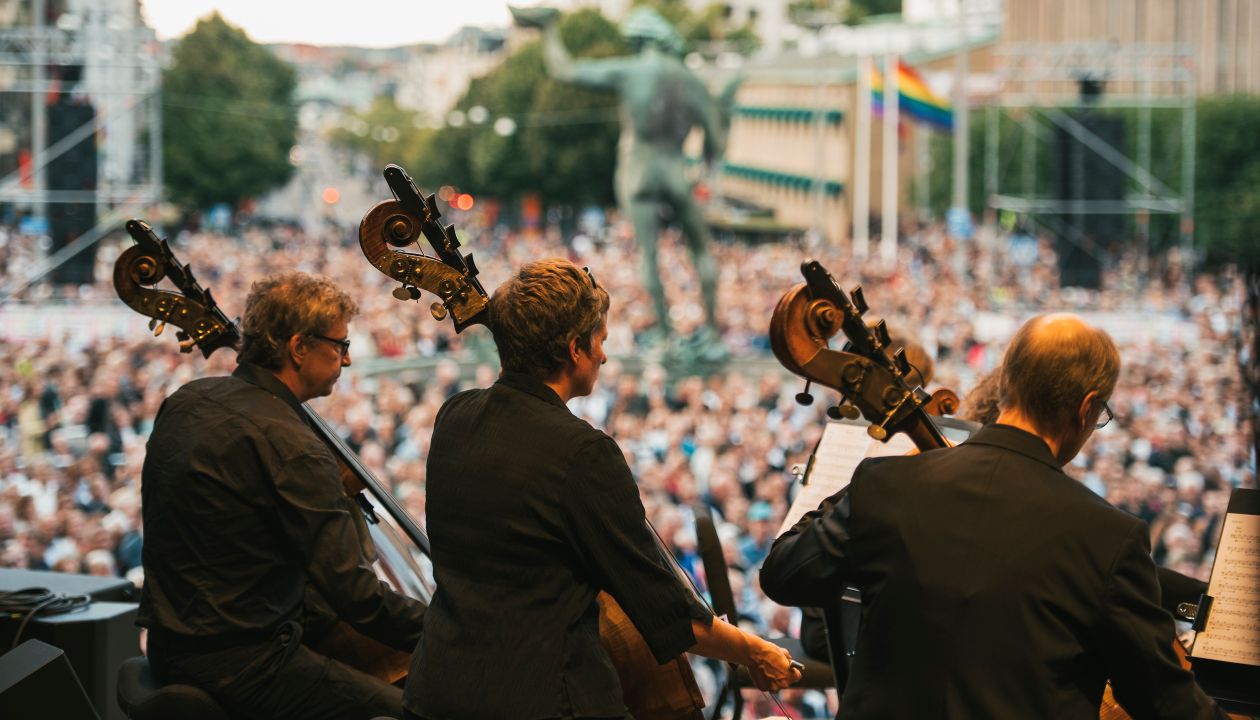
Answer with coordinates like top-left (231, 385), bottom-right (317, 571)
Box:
top-left (761, 424), bottom-right (1221, 719)
top-left (403, 371), bottom-right (710, 720)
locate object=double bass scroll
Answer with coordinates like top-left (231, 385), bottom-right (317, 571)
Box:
top-left (769, 259), bottom-right (949, 450)
top-left (358, 163), bottom-right (489, 331)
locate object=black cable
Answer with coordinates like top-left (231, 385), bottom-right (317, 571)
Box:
top-left (0, 587), bottom-right (93, 649)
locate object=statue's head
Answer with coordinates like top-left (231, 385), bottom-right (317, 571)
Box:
top-left (622, 7), bottom-right (685, 55)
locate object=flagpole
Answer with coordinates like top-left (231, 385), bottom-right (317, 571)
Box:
top-left (853, 55), bottom-right (871, 261)
top-left (881, 54), bottom-right (899, 265)
top-left (950, 0), bottom-right (970, 230)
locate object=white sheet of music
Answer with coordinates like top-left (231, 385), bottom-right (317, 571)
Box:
top-left (1192, 512), bottom-right (1260, 666)
top-left (777, 422), bottom-right (916, 537)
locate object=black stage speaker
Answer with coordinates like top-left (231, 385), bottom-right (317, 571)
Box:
top-left (1050, 110), bottom-right (1127, 289)
top-left (0, 639), bottom-right (100, 720)
top-left (0, 569), bottom-right (136, 603)
top-left (0, 572), bottom-right (139, 720)
top-left (19, 602), bottom-right (138, 720)
top-left (46, 97), bottom-right (98, 285)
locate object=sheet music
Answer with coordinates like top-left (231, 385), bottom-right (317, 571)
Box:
top-left (1193, 513), bottom-right (1260, 666)
top-left (777, 422), bottom-right (916, 536)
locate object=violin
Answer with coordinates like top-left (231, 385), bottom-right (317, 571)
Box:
top-left (767, 259), bottom-right (1241, 720)
top-left (357, 164), bottom-right (707, 719)
top-left (113, 219), bottom-right (430, 682)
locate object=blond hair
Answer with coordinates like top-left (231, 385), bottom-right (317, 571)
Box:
top-left (489, 259), bottom-right (610, 379)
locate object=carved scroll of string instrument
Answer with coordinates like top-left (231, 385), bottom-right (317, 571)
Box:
top-left (359, 164), bottom-right (716, 720)
top-left (769, 259), bottom-right (958, 449)
top-left (113, 219), bottom-right (428, 682)
top-left (768, 259), bottom-right (1238, 720)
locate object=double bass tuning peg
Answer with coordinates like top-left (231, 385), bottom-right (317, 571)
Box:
top-left (148, 318), bottom-right (165, 337)
top-left (392, 285), bottom-right (422, 302)
top-left (795, 381), bottom-right (815, 406)
top-left (827, 403), bottom-right (860, 421)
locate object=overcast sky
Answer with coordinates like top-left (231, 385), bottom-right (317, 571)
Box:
top-left (142, 0), bottom-right (517, 47)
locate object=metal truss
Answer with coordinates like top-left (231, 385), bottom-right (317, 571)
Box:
top-left (0, 11), bottom-right (162, 295)
top-left (985, 40), bottom-right (1196, 269)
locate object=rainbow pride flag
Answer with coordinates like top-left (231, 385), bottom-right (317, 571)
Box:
top-left (872, 60), bottom-right (953, 132)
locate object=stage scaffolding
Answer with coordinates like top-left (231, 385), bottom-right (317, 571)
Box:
top-left (983, 41), bottom-right (1196, 283)
top-left (0, 1), bottom-right (162, 297)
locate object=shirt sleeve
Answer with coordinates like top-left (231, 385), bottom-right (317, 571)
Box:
top-left (1096, 522), bottom-right (1225, 720)
top-left (564, 435), bottom-right (712, 664)
top-left (759, 460), bottom-right (867, 608)
top-left (270, 444), bottom-right (425, 653)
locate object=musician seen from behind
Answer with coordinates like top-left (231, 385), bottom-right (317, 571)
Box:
top-left (137, 272), bottom-right (425, 720)
top-left (403, 259), bottom-right (800, 720)
top-left (761, 313), bottom-right (1224, 719)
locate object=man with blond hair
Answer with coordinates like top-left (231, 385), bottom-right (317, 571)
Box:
top-left (138, 272), bottom-right (424, 720)
top-left (405, 258), bottom-right (799, 720)
top-left (762, 313), bottom-right (1223, 719)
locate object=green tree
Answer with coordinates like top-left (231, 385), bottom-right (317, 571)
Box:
top-left (328, 95), bottom-right (430, 172)
top-left (1194, 95), bottom-right (1260, 271)
top-left (788, 0), bottom-right (902, 26)
top-left (635, 0), bottom-right (761, 55)
top-left (162, 13), bottom-right (298, 210)
top-left (414, 9), bottom-right (624, 209)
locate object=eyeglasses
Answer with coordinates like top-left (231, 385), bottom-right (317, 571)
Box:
top-left (1095, 399), bottom-right (1114, 430)
top-left (583, 266), bottom-right (599, 290)
top-left (313, 334), bottom-right (351, 358)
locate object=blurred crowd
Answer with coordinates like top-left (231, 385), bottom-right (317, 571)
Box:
top-left (0, 218), bottom-right (1254, 716)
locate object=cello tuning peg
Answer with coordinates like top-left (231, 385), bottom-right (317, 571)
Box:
top-left (392, 286), bottom-right (411, 301)
top-left (178, 338), bottom-right (197, 352)
top-left (794, 381), bottom-right (815, 406)
top-left (152, 321), bottom-right (166, 337)
top-left (430, 302), bottom-right (448, 321)
top-left (826, 405), bottom-right (843, 420)
top-left (408, 286), bottom-right (422, 300)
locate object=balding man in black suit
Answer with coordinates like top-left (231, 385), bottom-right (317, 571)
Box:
top-left (762, 313), bottom-right (1223, 719)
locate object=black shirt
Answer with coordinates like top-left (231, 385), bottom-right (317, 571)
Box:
top-left (404, 370), bottom-right (711, 720)
top-left (137, 363), bottom-right (424, 652)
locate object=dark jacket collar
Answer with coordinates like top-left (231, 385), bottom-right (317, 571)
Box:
top-left (233, 362), bottom-right (304, 415)
top-left (497, 369), bottom-right (567, 409)
top-left (963, 423), bottom-right (1063, 471)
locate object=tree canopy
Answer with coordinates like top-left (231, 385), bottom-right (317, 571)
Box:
top-left (162, 13), bottom-right (298, 211)
top-left (406, 9), bottom-right (626, 209)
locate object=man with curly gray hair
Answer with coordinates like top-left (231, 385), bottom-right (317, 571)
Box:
top-left (138, 272), bottom-right (424, 720)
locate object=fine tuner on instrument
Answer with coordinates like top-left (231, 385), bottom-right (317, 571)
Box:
top-left (770, 260), bottom-right (955, 448)
top-left (113, 219), bottom-right (241, 357)
top-left (358, 164), bottom-right (489, 332)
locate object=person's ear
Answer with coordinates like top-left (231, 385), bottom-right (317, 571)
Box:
top-left (1076, 390), bottom-right (1100, 430)
top-left (287, 335), bottom-right (306, 368)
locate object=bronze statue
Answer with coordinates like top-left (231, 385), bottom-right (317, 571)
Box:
top-left (515, 6), bottom-right (732, 364)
